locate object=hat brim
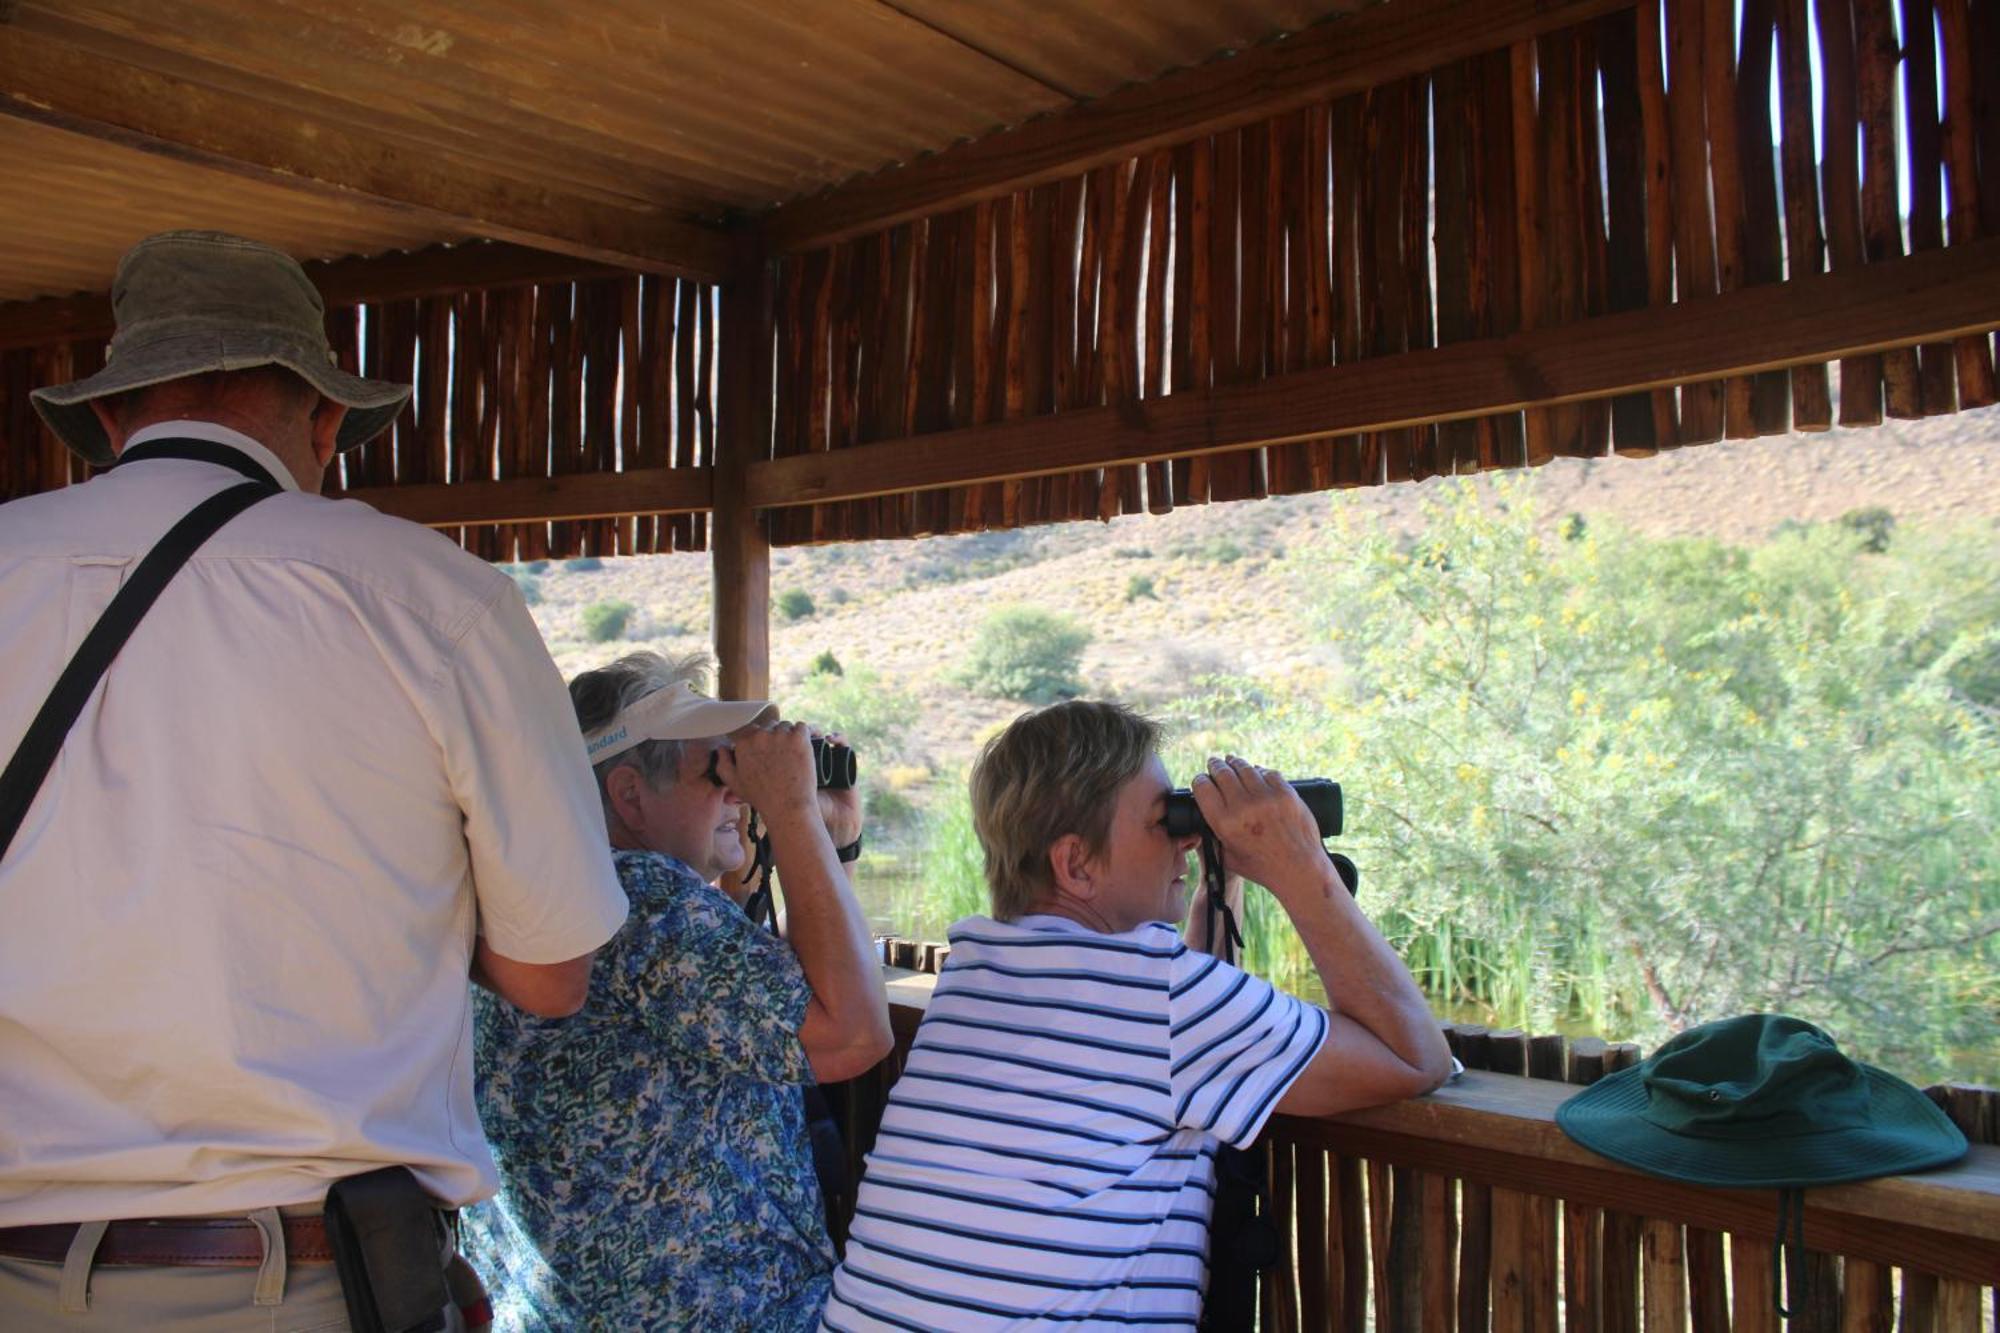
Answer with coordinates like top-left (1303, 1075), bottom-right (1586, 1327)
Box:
top-left (661, 698), bottom-right (780, 740)
top-left (31, 330), bottom-right (410, 468)
top-left (1556, 1063), bottom-right (1967, 1188)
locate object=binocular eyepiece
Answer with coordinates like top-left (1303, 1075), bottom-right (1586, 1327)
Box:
top-left (703, 735), bottom-right (858, 791)
top-left (1162, 777), bottom-right (1342, 840)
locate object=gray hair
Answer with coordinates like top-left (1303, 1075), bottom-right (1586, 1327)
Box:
top-left (569, 650), bottom-right (713, 814)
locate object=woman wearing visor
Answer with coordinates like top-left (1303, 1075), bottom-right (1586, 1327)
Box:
top-left (466, 652), bottom-right (892, 1331)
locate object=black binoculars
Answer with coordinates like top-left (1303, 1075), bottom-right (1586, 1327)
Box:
top-left (703, 735), bottom-right (857, 791)
top-left (812, 736), bottom-right (857, 791)
top-left (1162, 777), bottom-right (1342, 840)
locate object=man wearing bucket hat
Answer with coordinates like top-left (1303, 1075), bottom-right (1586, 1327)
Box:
top-left (1556, 1013), bottom-right (1967, 1320)
top-left (466, 651), bottom-right (891, 1331)
top-left (0, 231), bottom-right (632, 1329)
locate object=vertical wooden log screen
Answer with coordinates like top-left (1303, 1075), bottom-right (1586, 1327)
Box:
top-left (747, 0), bottom-right (2000, 545)
top-left (0, 273), bottom-right (722, 560)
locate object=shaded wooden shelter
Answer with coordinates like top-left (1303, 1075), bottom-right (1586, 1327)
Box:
top-left (4, 3), bottom-right (1998, 1325)
top-left (5, 0), bottom-right (1998, 701)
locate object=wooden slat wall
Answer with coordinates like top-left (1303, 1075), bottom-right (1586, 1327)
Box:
top-left (1254, 1029), bottom-right (2000, 1331)
top-left (762, 0), bottom-right (2000, 546)
top-left (851, 965), bottom-right (2000, 1331)
top-left (0, 273), bottom-right (719, 559)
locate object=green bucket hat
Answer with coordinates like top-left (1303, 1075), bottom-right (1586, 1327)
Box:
top-left (1558, 1014), bottom-right (1966, 1320)
top-left (1556, 1013), bottom-right (1965, 1187)
top-left (30, 230), bottom-right (411, 467)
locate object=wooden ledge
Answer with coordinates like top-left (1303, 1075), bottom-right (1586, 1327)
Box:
top-left (882, 982), bottom-right (1999, 1284)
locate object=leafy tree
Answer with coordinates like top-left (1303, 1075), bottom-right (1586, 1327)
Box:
top-left (956, 606), bottom-right (1092, 703)
top-left (810, 650), bottom-right (844, 677)
top-left (1145, 480), bottom-right (1999, 1080)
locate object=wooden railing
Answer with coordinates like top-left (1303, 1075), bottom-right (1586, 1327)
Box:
top-left (827, 948), bottom-right (2000, 1331)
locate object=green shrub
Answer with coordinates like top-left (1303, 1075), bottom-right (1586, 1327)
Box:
top-left (563, 556), bottom-right (604, 573)
top-left (786, 665), bottom-right (914, 762)
top-left (810, 650), bottom-right (844, 677)
top-left (956, 606), bottom-right (1092, 703)
top-left (508, 570), bottom-right (542, 606)
top-left (776, 588), bottom-right (816, 621)
top-left (525, 559), bottom-right (551, 573)
top-left (1125, 573), bottom-right (1158, 602)
top-left (581, 599), bottom-right (635, 643)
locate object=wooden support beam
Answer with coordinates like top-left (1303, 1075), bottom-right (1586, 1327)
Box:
top-left (332, 466), bottom-right (711, 529)
top-left (0, 26), bottom-right (730, 280)
top-left (0, 241), bottom-right (630, 351)
top-left (759, 0), bottom-right (1637, 254)
top-left (745, 237), bottom-right (2000, 508)
top-left (712, 237), bottom-right (774, 701)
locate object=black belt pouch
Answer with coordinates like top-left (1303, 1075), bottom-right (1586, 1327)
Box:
top-left (324, 1166), bottom-right (449, 1333)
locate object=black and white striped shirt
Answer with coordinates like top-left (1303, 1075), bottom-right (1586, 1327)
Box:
top-left (822, 914), bottom-right (1328, 1331)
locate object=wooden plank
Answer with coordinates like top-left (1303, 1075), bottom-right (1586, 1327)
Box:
top-left (1336, 1154), bottom-right (1370, 1332)
top-left (1666, 0), bottom-right (1726, 443)
top-left (1853, 0), bottom-right (1925, 418)
top-left (1536, 30), bottom-right (1591, 459)
top-left (1776, 0), bottom-right (1835, 428)
top-left (1142, 152), bottom-right (1174, 511)
top-left (745, 237), bottom-right (2000, 509)
top-left (1704, 0), bottom-right (1760, 437)
top-left (0, 240), bottom-right (627, 353)
top-left (1493, 1186), bottom-right (1531, 1330)
top-left (1730, 1234), bottom-right (1781, 1333)
top-left (1733, 0), bottom-right (1796, 432)
top-left (333, 466), bottom-right (711, 526)
top-left (1459, 1178), bottom-right (1496, 1332)
top-left (1635, 0), bottom-right (1683, 448)
top-left (1330, 93), bottom-right (1374, 483)
top-left (1839, 1256), bottom-right (1890, 1331)
top-left (1687, 1225), bottom-right (1729, 1330)
top-left (1367, 1159), bottom-right (1394, 1330)
top-left (1602, 1208), bottom-right (1644, 1333)
top-left (1939, 0), bottom-right (1999, 406)
top-left (1818, 0), bottom-right (1884, 424)
top-left (0, 28), bottom-right (728, 281)
top-left (713, 240), bottom-right (773, 701)
top-left (1564, 1201), bottom-right (1603, 1333)
top-left (411, 296), bottom-right (448, 486)
top-left (1386, 1164), bottom-right (1423, 1331)
top-left (1422, 1171), bottom-right (1458, 1333)
top-left (1643, 1221), bottom-right (1691, 1332)
top-left (1901, 0), bottom-right (1959, 415)
top-left (1263, 1078), bottom-right (2000, 1285)
top-left (1269, 1143), bottom-right (1300, 1333)
top-left (761, 0), bottom-right (1649, 254)
top-left (1297, 1145), bottom-right (1332, 1332)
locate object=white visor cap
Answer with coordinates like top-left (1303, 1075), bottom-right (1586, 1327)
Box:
top-left (582, 681), bottom-right (778, 766)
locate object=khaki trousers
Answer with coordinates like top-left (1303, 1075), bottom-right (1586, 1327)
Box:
top-left (0, 1208), bottom-right (469, 1332)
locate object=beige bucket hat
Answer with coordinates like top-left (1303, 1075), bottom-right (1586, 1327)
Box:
top-left (31, 230), bottom-right (412, 467)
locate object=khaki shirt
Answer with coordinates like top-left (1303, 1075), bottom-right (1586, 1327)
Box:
top-left (0, 420), bottom-right (628, 1224)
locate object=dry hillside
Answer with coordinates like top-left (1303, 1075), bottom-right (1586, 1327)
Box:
top-left (524, 405), bottom-right (2000, 776)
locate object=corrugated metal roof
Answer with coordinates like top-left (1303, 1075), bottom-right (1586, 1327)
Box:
top-left (0, 118), bottom-right (464, 304)
top-left (0, 0), bottom-right (1367, 300)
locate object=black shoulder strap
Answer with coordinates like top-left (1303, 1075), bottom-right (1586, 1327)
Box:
top-left (0, 454), bottom-right (280, 860)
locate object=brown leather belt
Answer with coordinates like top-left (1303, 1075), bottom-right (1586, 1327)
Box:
top-left (0, 1216), bottom-right (333, 1266)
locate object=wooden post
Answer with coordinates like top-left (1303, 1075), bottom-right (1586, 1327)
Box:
top-left (714, 236), bottom-right (772, 701)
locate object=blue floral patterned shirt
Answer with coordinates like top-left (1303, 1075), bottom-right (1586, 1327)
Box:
top-left (465, 849), bottom-right (833, 1332)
